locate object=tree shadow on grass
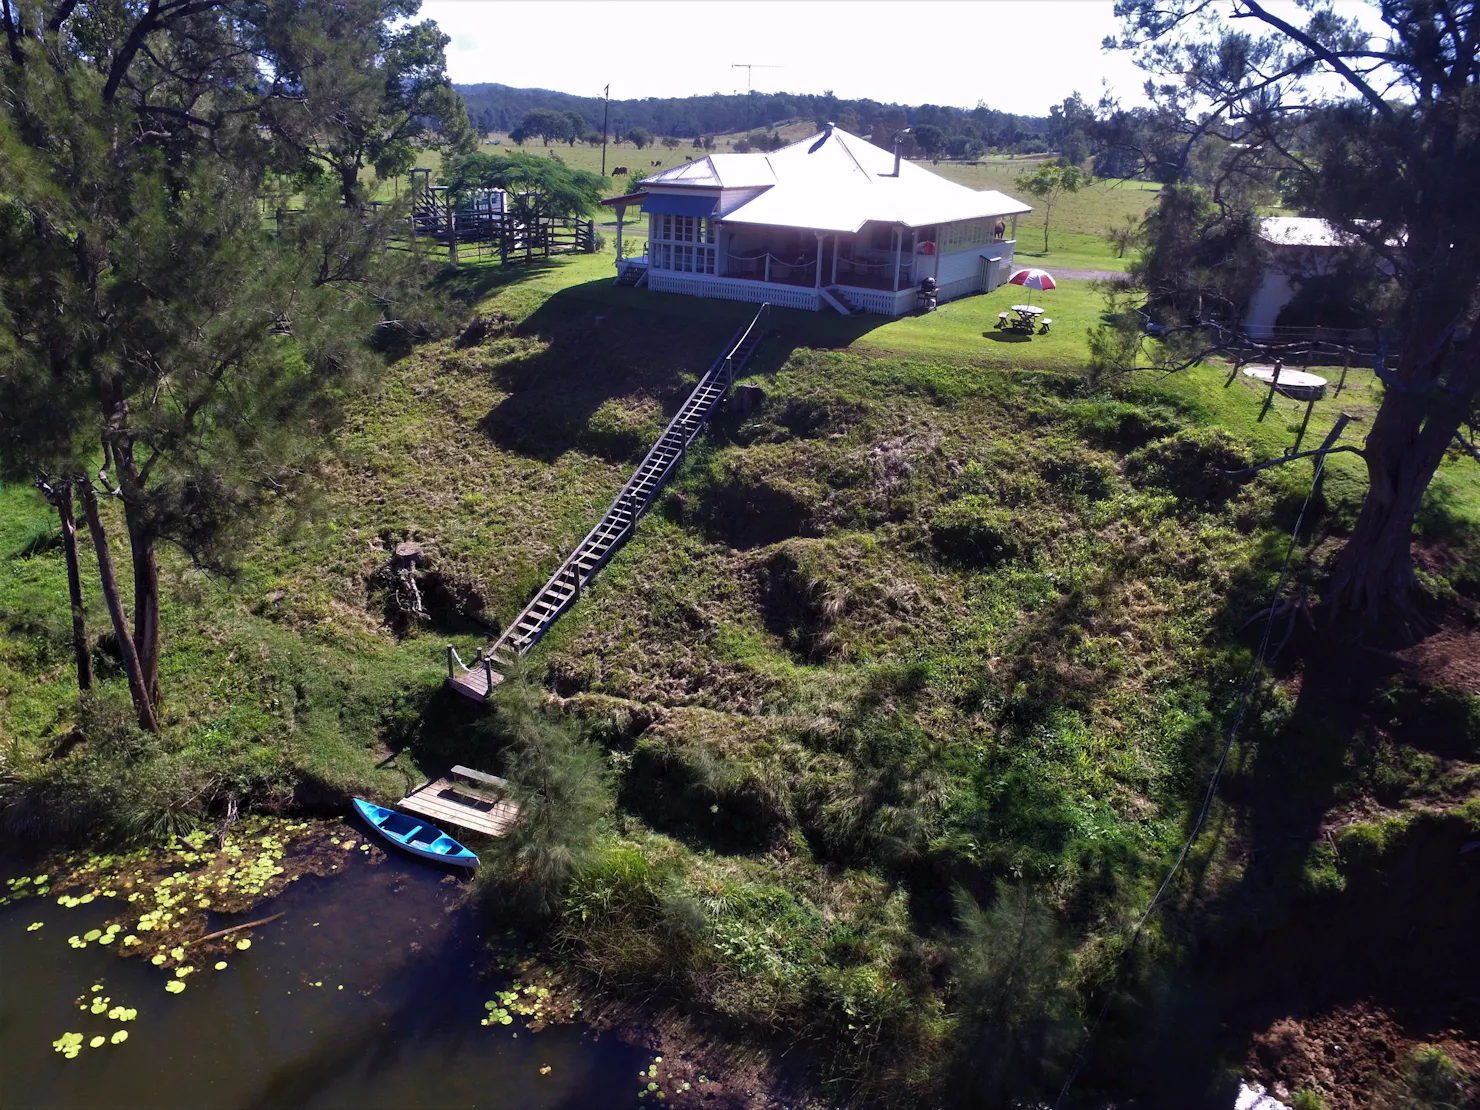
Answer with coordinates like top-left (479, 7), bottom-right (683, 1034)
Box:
top-left (1085, 612), bottom-right (1480, 1107)
top-left (472, 277), bottom-right (903, 462)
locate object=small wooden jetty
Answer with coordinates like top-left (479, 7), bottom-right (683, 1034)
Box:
top-left (397, 765), bottom-right (520, 838)
top-left (447, 305), bottom-right (772, 702)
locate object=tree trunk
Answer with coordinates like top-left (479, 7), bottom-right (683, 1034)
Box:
top-left (55, 482), bottom-right (93, 692)
top-left (111, 434), bottom-right (162, 706)
top-left (1327, 309), bottom-right (1480, 627)
top-left (126, 511), bottom-right (162, 706)
top-left (80, 482), bottom-right (157, 732)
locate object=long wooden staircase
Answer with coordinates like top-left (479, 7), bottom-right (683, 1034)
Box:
top-left (447, 304), bottom-right (771, 702)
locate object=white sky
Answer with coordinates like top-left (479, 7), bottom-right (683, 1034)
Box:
top-left (422, 0), bottom-right (1156, 117)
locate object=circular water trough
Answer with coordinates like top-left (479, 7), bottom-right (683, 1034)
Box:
top-left (1242, 365), bottom-right (1329, 400)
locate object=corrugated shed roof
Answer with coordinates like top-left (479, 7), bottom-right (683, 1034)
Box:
top-left (1257, 216), bottom-right (1351, 248)
top-left (641, 128), bottom-right (1030, 233)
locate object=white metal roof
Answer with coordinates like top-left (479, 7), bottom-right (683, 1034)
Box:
top-left (641, 127), bottom-right (1031, 233)
top-left (1257, 216), bottom-right (1351, 248)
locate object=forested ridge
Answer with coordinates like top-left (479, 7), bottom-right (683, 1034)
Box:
top-left (456, 82), bottom-right (1055, 152)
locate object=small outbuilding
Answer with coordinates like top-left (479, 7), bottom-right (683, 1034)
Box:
top-left (602, 125), bottom-right (1031, 316)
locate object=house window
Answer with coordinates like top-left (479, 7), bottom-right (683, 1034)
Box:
top-left (939, 218), bottom-right (999, 252)
top-left (650, 213), bottom-right (716, 273)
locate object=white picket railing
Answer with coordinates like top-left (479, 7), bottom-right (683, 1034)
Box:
top-left (649, 271), bottom-right (821, 312)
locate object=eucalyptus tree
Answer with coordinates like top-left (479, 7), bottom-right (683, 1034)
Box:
top-left (1103, 0), bottom-right (1480, 626)
top-left (0, 0), bottom-right (436, 729)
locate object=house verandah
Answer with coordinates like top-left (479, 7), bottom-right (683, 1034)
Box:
top-left (600, 126), bottom-right (1030, 317)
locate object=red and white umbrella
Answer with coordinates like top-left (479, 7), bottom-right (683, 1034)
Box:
top-left (1007, 267), bottom-right (1056, 311)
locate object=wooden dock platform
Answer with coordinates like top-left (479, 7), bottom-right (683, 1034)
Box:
top-left (398, 765), bottom-right (519, 839)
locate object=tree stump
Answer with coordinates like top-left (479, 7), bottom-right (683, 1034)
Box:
top-left (730, 384), bottom-right (767, 416)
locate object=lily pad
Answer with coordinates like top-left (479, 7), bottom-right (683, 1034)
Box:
top-left (111, 1029), bottom-right (128, 1044)
top-left (89, 1035), bottom-right (105, 1048)
top-left (26, 922), bottom-right (42, 931)
top-left (83, 929), bottom-right (102, 942)
top-left (214, 961), bottom-right (227, 971)
top-left (151, 955), bottom-right (167, 966)
top-left (235, 939), bottom-right (251, 950)
top-left (165, 980), bottom-right (185, 994)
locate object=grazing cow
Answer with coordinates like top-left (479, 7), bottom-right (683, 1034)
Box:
top-left (612, 166), bottom-right (628, 176)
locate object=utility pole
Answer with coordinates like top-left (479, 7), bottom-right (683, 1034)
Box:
top-left (601, 83), bottom-right (610, 176)
top-left (731, 63), bottom-right (781, 94)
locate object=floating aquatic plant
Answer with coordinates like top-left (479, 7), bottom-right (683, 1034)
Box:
top-left (26, 922), bottom-right (42, 931)
top-left (235, 939), bottom-right (251, 950)
top-left (111, 1029), bottom-right (128, 1044)
top-left (151, 954), bottom-right (167, 966)
top-left (165, 980), bottom-right (185, 994)
top-left (89, 1035), bottom-right (105, 1048)
top-left (52, 1032), bottom-right (83, 1059)
top-left (214, 961), bottom-right (227, 971)
top-left (539, 1065), bottom-right (551, 1075)
top-left (173, 966), bottom-right (193, 978)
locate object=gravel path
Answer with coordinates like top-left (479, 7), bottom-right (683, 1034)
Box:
top-left (1048, 268), bottom-right (1124, 281)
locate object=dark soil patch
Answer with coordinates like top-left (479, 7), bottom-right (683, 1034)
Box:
top-left (1396, 620), bottom-right (1480, 696)
top-left (1246, 1003), bottom-right (1480, 1110)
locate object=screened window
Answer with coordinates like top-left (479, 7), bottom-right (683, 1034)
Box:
top-left (940, 218), bottom-right (999, 252)
top-left (650, 214), bottom-right (716, 273)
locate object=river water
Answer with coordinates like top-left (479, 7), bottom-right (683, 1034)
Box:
top-left (1, 846), bottom-right (648, 1109)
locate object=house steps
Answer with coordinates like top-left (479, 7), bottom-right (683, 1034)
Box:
top-left (820, 286), bottom-right (856, 316)
top-left (617, 263), bottom-right (649, 287)
top-left (447, 305), bottom-right (771, 702)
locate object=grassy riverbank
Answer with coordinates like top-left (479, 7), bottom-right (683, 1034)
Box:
top-left (3, 243), bottom-right (1478, 1106)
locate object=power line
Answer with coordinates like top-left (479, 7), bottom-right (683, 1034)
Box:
top-left (1053, 431), bottom-right (1346, 1108)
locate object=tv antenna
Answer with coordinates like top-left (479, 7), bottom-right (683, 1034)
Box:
top-left (731, 63), bottom-right (781, 93)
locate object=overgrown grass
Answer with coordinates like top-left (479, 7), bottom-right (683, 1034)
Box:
top-left (3, 244), bottom-right (1477, 1106)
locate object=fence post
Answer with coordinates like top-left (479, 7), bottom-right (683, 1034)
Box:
top-left (447, 645), bottom-right (455, 681)
top-left (1335, 350), bottom-right (1351, 397)
top-left (448, 211), bottom-right (458, 268)
top-left (1258, 360), bottom-right (1283, 422)
top-left (1291, 396), bottom-right (1317, 454)
top-left (483, 652), bottom-right (494, 696)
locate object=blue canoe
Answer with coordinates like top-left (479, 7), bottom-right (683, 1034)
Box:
top-left (352, 798), bottom-right (480, 868)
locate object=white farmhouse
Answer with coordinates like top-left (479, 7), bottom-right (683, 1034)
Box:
top-left (602, 125), bottom-right (1031, 316)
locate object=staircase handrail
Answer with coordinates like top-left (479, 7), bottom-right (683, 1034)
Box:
top-left (486, 308), bottom-right (769, 664)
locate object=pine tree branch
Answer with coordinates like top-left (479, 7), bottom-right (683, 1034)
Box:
top-left (1456, 430), bottom-right (1480, 467)
top-left (1231, 0), bottom-right (1396, 120)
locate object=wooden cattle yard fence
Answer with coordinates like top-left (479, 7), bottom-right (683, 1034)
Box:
top-left (259, 168), bottom-right (597, 268)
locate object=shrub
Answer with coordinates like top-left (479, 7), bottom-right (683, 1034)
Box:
top-left (474, 674), bottom-right (613, 921)
top-left (1124, 428), bottom-right (1254, 505)
top-left (929, 497), bottom-right (1018, 565)
top-left (1382, 1044), bottom-right (1474, 1110)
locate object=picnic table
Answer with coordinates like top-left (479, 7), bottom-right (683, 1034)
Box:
top-left (996, 304), bottom-right (1050, 335)
top-left (1010, 305), bottom-right (1044, 331)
